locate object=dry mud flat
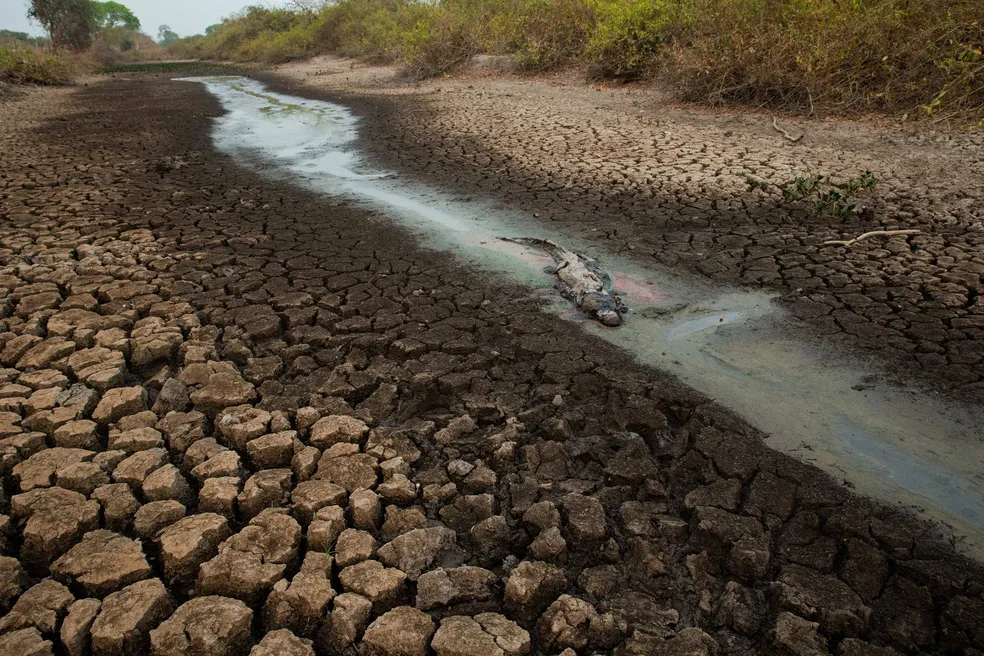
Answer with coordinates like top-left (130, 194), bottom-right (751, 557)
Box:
top-left (270, 57), bottom-right (984, 401)
top-left (0, 75), bottom-right (982, 656)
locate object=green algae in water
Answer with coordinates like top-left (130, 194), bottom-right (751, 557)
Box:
top-left (232, 83), bottom-right (340, 125)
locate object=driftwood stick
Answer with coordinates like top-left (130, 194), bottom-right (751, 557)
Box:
top-left (773, 117), bottom-right (804, 143)
top-left (824, 229), bottom-right (922, 247)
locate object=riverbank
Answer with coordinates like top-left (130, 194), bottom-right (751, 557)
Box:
top-left (168, 0), bottom-right (984, 123)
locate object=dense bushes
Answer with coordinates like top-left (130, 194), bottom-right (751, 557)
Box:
top-left (168, 0), bottom-right (983, 122)
top-left (586, 0), bottom-right (686, 78)
top-left (486, 0), bottom-right (596, 72)
top-left (399, 6), bottom-right (480, 77)
top-left (665, 0), bottom-right (983, 118)
top-left (0, 44), bottom-right (73, 85)
top-left (0, 32), bottom-right (164, 88)
top-left (1, 1), bottom-right (163, 89)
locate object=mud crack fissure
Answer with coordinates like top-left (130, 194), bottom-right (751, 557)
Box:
top-left (0, 75), bottom-right (982, 656)
top-left (173, 75), bottom-right (984, 554)
top-left (255, 61), bottom-right (984, 405)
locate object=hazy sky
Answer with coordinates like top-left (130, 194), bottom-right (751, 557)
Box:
top-left (1, 0), bottom-right (294, 39)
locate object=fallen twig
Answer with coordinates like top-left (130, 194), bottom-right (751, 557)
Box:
top-left (773, 117), bottom-right (803, 143)
top-left (823, 229), bottom-right (922, 247)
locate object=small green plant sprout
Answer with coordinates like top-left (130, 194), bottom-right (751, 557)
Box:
top-left (782, 170), bottom-right (878, 218)
top-left (781, 173), bottom-right (822, 202)
top-left (858, 170), bottom-right (878, 190)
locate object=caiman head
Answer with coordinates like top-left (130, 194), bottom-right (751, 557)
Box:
top-left (580, 292), bottom-right (624, 327)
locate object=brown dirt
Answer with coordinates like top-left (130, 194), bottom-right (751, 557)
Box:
top-left (266, 56), bottom-right (984, 402)
top-left (0, 72), bottom-right (983, 656)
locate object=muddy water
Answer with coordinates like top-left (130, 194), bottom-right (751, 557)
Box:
top-left (180, 76), bottom-right (984, 559)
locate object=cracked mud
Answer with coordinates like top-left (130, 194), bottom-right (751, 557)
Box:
top-left (269, 58), bottom-right (984, 403)
top-left (185, 74), bottom-right (984, 556)
top-left (0, 70), bottom-right (983, 656)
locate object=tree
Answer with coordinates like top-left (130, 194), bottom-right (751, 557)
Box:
top-left (287, 0), bottom-right (322, 10)
top-left (28, 0), bottom-right (96, 51)
top-left (204, 23), bottom-right (221, 36)
top-left (157, 24), bottom-right (178, 46)
top-left (0, 29), bottom-right (49, 46)
top-left (0, 29), bottom-right (32, 42)
top-left (91, 1), bottom-right (139, 31)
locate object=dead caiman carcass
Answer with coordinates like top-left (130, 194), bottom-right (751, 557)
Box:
top-left (502, 237), bottom-right (627, 326)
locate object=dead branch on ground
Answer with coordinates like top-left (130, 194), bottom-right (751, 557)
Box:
top-left (823, 229), bottom-right (922, 247)
top-left (772, 117), bottom-right (803, 142)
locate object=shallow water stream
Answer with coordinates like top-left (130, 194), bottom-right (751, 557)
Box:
top-left (181, 76), bottom-right (984, 558)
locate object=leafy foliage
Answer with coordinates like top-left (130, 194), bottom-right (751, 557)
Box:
top-left (158, 24), bottom-right (179, 46)
top-left (586, 0), bottom-right (692, 79)
top-left (164, 0), bottom-right (984, 121)
top-left (28, 0), bottom-right (97, 51)
top-left (400, 4), bottom-right (481, 76)
top-left (0, 43), bottom-right (73, 84)
top-left (2, 0), bottom-right (160, 87)
top-left (661, 0), bottom-right (983, 121)
top-left (783, 171), bottom-right (879, 219)
top-left (91, 1), bottom-right (140, 31)
top-left (487, 0), bottom-right (597, 72)
top-left (15, 2), bottom-right (148, 57)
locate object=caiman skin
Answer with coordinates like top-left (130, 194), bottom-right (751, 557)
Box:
top-left (503, 237), bottom-right (627, 326)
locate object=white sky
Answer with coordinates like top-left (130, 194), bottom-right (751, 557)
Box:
top-left (1, 0), bottom-right (296, 39)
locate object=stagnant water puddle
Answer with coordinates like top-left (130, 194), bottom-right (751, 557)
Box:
top-left (180, 76), bottom-right (984, 558)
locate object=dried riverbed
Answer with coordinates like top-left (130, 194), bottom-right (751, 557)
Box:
top-left (0, 73), bottom-right (982, 656)
top-left (269, 56), bottom-right (984, 404)
top-left (183, 76), bottom-right (984, 558)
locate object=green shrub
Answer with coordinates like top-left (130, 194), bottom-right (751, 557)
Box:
top-left (487, 0), bottom-right (596, 72)
top-left (312, 0), bottom-right (415, 62)
top-left (586, 0), bottom-right (693, 79)
top-left (401, 4), bottom-right (480, 76)
top-left (239, 19), bottom-right (319, 63)
top-left (0, 44), bottom-right (73, 85)
top-left (181, 6), bottom-right (313, 62)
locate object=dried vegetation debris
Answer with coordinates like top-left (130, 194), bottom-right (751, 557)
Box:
top-left (0, 76), bottom-right (981, 656)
